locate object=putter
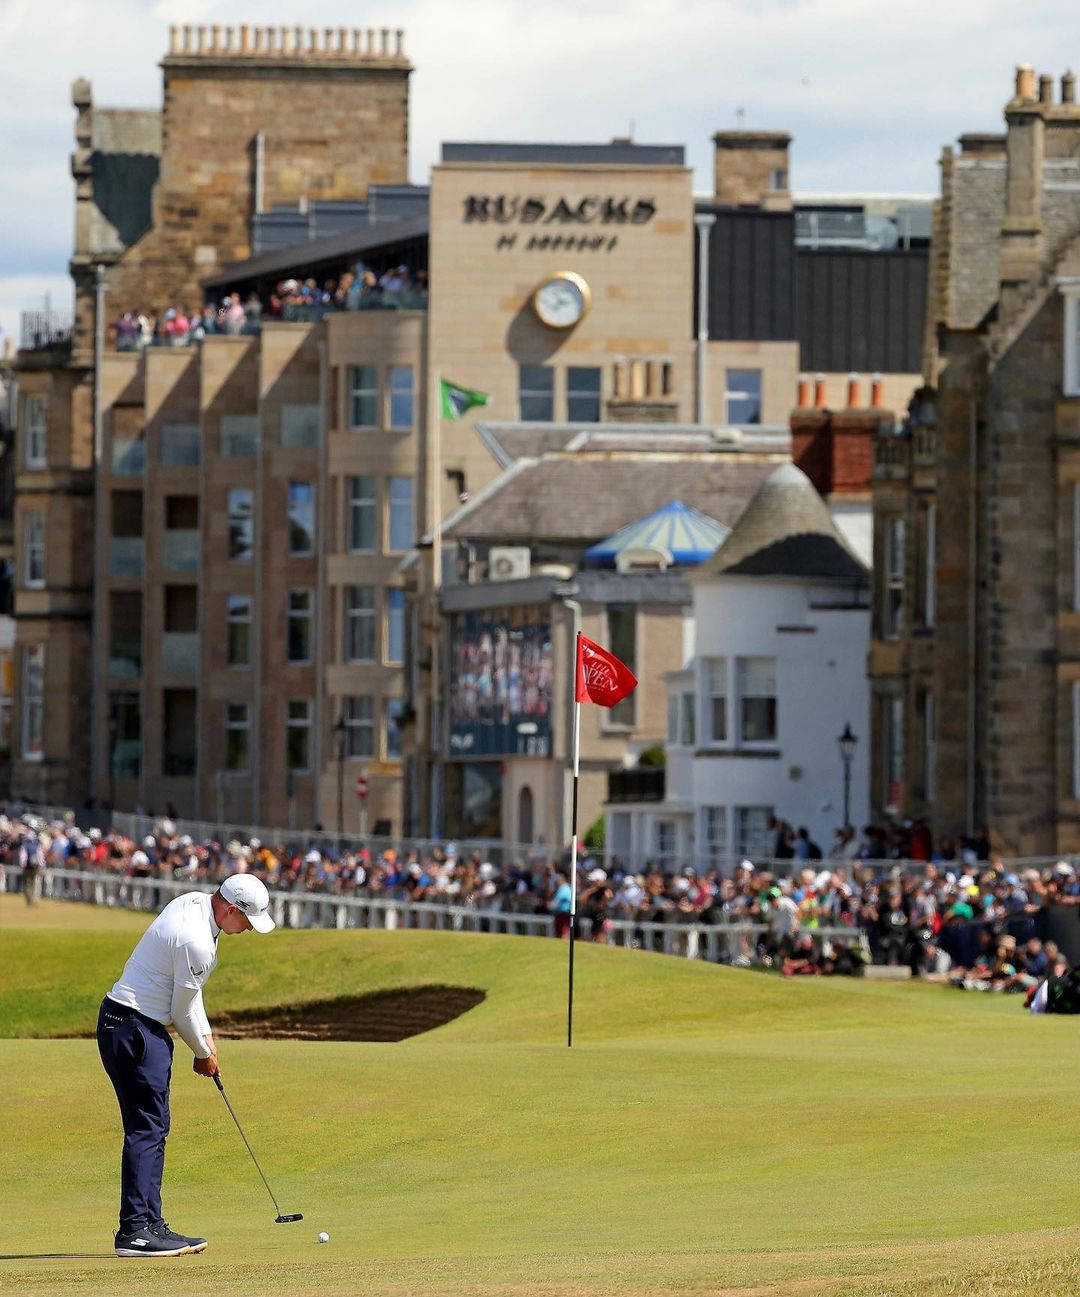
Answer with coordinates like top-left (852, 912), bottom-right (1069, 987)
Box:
top-left (213, 1073), bottom-right (303, 1223)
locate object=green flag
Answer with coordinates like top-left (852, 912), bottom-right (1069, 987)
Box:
top-left (440, 379), bottom-right (489, 420)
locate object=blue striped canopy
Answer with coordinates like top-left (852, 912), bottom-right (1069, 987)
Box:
top-left (584, 500), bottom-right (730, 567)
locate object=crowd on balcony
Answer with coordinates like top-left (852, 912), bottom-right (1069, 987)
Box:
top-left (108, 265), bottom-right (428, 350)
top-left (2, 808), bottom-right (1077, 1007)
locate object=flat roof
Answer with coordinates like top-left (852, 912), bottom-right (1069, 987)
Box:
top-left (440, 141), bottom-right (685, 166)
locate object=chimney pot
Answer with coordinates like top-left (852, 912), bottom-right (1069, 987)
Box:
top-left (813, 374), bottom-right (827, 409)
top-left (169, 24), bottom-right (179, 53)
top-left (380, 27), bottom-right (390, 54)
top-left (196, 26), bottom-right (207, 53)
top-left (1039, 73), bottom-right (1054, 104)
top-left (796, 375), bottom-right (810, 408)
top-left (846, 373), bottom-right (860, 408)
top-left (395, 29), bottom-right (405, 56)
top-left (1016, 63), bottom-right (1036, 101)
top-left (1063, 70), bottom-right (1076, 104)
top-left (870, 373), bottom-right (884, 408)
top-left (181, 25), bottom-right (192, 51)
top-left (366, 27), bottom-right (376, 55)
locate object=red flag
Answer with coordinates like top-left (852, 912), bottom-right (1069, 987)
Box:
top-left (574, 633), bottom-right (637, 708)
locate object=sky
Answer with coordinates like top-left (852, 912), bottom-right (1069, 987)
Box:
top-left (0, 0), bottom-right (1074, 344)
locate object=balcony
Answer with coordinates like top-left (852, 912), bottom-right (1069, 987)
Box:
top-left (872, 433), bottom-right (910, 482)
top-left (912, 426), bottom-right (936, 467)
top-left (163, 529), bottom-right (200, 572)
top-left (160, 424), bottom-right (201, 468)
top-left (20, 310), bottom-right (73, 353)
top-left (109, 537), bottom-right (145, 578)
top-left (111, 437), bottom-right (146, 476)
top-left (607, 766), bottom-right (666, 804)
top-left (107, 642), bottom-right (142, 679)
top-left (162, 632), bottom-right (199, 675)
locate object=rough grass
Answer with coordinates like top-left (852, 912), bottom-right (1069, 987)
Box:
top-left (0, 895), bottom-right (1076, 1297)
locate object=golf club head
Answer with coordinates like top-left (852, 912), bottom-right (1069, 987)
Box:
top-left (275, 1213), bottom-right (303, 1224)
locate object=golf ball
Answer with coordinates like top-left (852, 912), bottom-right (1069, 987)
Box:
top-left (318, 1232), bottom-right (330, 1244)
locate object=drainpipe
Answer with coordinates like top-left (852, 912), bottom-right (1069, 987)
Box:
top-left (90, 264), bottom-right (105, 804)
top-left (694, 212), bottom-right (716, 423)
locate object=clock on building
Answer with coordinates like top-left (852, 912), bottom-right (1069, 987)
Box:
top-left (532, 271), bottom-right (591, 329)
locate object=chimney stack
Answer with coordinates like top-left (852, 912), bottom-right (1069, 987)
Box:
top-left (1063, 70), bottom-right (1076, 104)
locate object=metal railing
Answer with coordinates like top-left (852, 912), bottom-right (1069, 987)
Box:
top-left (0, 865), bottom-right (870, 965)
top-left (20, 310), bottom-right (73, 352)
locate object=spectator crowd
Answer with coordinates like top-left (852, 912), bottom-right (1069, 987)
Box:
top-left (109, 264), bottom-right (429, 350)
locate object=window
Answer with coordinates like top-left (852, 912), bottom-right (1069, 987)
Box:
top-left (1074, 484), bottom-right (1080, 612)
top-left (1064, 291), bottom-right (1080, 397)
top-left (163, 688), bottom-right (197, 776)
top-left (228, 489), bottom-right (253, 562)
top-left (604, 605), bottom-right (636, 727)
top-left (344, 585), bottom-right (375, 662)
top-left (725, 369), bottom-right (762, 425)
top-left (287, 481), bottom-right (315, 555)
top-left (735, 807), bottom-right (773, 858)
top-left (655, 819), bottom-right (676, 868)
top-left (519, 365), bottom-right (554, 421)
top-left (23, 512), bottom-right (45, 588)
top-left (386, 588), bottom-right (405, 664)
top-left (25, 396), bottom-right (46, 468)
top-left (108, 691), bottom-right (141, 778)
top-left (20, 644), bottom-right (44, 760)
top-left (704, 657), bottom-right (727, 744)
top-left (922, 691), bottom-right (935, 805)
top-left (737, 657), bottom-right (777, 743)
top-left (160, 424), bottom-right (200, 467)
top-left (281, 403), bottom-right (320, 448)
top-left (389, 366), bottom-right (414, 430)
top-left (287, 590), bottom-right (313, 664)
top-left (681, 691), bottom-right (696, 746)
top-left (883, 695), bottom-right (904, 810)
top-left (388, 477), bottom-right (413, 552)
top-left (1074, 682), bottom-right (1080, 800)
top-left (771, 168), bottom-right (788, 191)
top-left (919, 503), bottom-right (936, 628)
top-left (386, 698), bottom-right (405, 759)
top-left (226, 595), bottom-right (251, 667)
top-left (701, 806), bottom-right (728, 866)
top-left (225, 703), bottom-right (249, 772)
top-left (220, 414), bottom-right (258, 457)
top-left (884, 517), bottom-right (905, 638)
top-left (343, 695), bottom-right (374, 758)
top-left (347, 475), bottom-right (376, 552)
top-left (348, 365), bottom-right (378, 428)
top-left (286, 699), bottom-right (312, 771)
top-left (567, 367), bottom-right (601, 422)
top-left (667, 692), bottom-right (679, 743)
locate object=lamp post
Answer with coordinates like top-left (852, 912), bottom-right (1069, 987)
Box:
top-left (837, 722), bottom-right (858, 829)
top-left (333, 713), bottom-right (347, 842)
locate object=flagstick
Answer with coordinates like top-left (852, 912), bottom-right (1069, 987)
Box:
top-left (567, 641), bottom-right (582, 1048)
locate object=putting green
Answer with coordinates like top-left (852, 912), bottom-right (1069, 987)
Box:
top-left (0, 895), bottom-right (1076, 1297)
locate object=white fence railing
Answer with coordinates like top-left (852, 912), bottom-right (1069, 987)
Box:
top-left (1, 865), bottom-right (871, 964)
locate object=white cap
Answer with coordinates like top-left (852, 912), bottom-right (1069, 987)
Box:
top-left (219, 873), bottom-right (276, 933)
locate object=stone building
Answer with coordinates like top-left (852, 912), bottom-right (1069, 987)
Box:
top-left (869, 65), bottom-right (1080, 854)
top-left (12, 25), bottom-right (928, 836)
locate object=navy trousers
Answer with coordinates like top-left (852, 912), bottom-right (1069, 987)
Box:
top-left (96, 997), bottom-right (174, 1234)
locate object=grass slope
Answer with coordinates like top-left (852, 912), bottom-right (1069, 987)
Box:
top-left (0, 895), bottom-right (1076, 1297)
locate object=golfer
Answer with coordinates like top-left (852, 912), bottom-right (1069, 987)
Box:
top-left (96, 873), bottom-right (276, 1257)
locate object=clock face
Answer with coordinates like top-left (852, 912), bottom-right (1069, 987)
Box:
top-left (533, 272), bottom-right (590, 329)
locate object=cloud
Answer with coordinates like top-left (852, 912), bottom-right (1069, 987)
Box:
top-left (1, 0), bottom-right (1076, 320)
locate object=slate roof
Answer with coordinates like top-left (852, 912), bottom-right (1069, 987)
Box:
top-left (700, 462), bottom-right (868, 582)
top-left (443, 454), bottom-right (783, 543)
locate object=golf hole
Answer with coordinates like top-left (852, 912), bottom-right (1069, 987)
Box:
top-left (213, 985), bottom-right (485, 1042)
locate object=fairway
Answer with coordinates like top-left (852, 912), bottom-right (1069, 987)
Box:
top-left (0, 896), bottom-right (1076, 1297)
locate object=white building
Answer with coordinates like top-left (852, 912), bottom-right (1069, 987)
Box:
top-left (605, 463), bottom-right (870, 870)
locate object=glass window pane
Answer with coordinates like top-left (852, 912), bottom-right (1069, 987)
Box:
top-left (519, 365), bottom-right (554, 421)
top-left (225, 704), bottom-right (249, 772)
top-left (280, 403), bottom-right (321, 448)
top-left (349, 365), bottom-right (378, 428)
top-left (345, 585), bottom-right (375, 662)
top-left (388, 477), bottom-right (413, 551)
top-left (226, 595), bottom-right (250, 667)
top-left (738, 656), bottom-right (776, 742)
top-left (287, 590), bottom-right (312, 663)
top-left (606, 605), bottom-right (636, 726)
top-left (567, 366), bottom-right (601, 422)
top-left (286, 700), bottom-right (311, 771)
top-left (287, 481), bottom-right (315, 555)
top-left (347, 475), bottom-right (376, 552)
top-left (681, 692), bottom-right (696, 746)
top-left (389, 366), bottom-right (414, 430)
top-left (386, 698), bottom-right (405, 759)
top-left (344, 694), bottom-right (374, 758)
top-left (725, 369), bottom-right (762, 424)
top-left (228, 489), bottom-right (253, 562)
top-left (667, 693), bottom-right (679, 742)
top-left (386, 588), bottom-right (405, 663)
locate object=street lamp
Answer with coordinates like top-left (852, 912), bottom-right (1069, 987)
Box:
top-left (837, 722), bottom-right (858, 829)
top-left (333, 713), bottom-right (347, 842)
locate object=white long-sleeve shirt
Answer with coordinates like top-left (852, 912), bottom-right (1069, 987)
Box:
top-left (107, 891), bottom-right (219, 1058)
